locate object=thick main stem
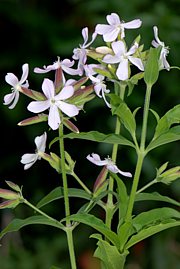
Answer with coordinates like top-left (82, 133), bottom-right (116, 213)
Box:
top-left (59, 123), bottom-right (77, 269)
top-left (105, 83), bottom-right (126, 229)
top-left (125, 85), bottom-right (152, 222)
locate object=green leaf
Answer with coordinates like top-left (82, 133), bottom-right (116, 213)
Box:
top-left (135, 192), bottom-right (180, 207)
top-left (0, 216), bottom-right (63, 240)
top-left (132, 207), bottom-right (180, 232)
top-left (63, 213), bottom-right (120, 248)
top-left (110, 172), bottom-right (128, 222)
top-left (64, 131), bottom-right (135, 148)
top-left (92, 235), bottom-right (128, 269)
top-left (118, 222), bottom-right (134, 252)
top-left (110, 95), bottom-right (136, 137)
top-left (146, 126), bottom-right (180, 152)
top-left (154, 104), bottom-right (180, 139)
top-left (144, 47), bottom-right (159, 86)
top-left (37, 187), bottom-right (92, 209)
top-left (149, 108), bottom-right (160, 123)
top-left (125, 219), bottom-right (180, 249)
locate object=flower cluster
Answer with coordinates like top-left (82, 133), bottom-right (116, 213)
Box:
top-left (3, 12), bottom-right (170, 176)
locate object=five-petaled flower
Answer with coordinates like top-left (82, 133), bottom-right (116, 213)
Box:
top-left (87, 153), bottom-right (132, 177)
top-left (95, 13), bottom-right (142, 42)
top-left (21, 132), bottom-right (47, 170)
top-left (73, 27), bottom-right (97, 75)
top-left (27, 78), bottom-right (79, 130)
top-left (34, 56), bottom-right (79, 76)
top-left (4, 63), bottom-right (29, 109)
top-left (103, 41), bottom-right (144, 81)
top-left (152, 26), bottom-right (170, 71)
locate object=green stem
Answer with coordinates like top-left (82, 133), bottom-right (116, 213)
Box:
top-left (125, 85), bottom-right (152, 222)
top-left (136, 178), bottom-right (157, 194)
top-left (72, 172), bottom-right (92, 195)
top-left (59, 123), bottom-right (77, 269)
top-left (105, 83), bottom-right (126, 229)
top-left (59, 123), bottom-right (71, 221)
top-left (23, 199), bottom-right (57, 223)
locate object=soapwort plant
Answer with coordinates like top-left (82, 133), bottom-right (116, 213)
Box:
top-left (1, 13), bottom-right (180, 269)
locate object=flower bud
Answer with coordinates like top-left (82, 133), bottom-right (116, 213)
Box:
top-left (95, 46), bottom-right (113, 55)
top-left (0, 199), bottom-right (20, 209)
top-left (20, 87), bottom-right (46, 101)
top-left (18, 114), bottom-right (48, 126)
top-left (5, 181), bottom-right (21, 192)
top-left (0, 188), bottom-right (20, 200)
top-left (93, 166), bottom-right (108, 194)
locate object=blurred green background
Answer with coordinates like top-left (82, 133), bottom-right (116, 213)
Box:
top-left (0, 0), bottom-right (179, 268)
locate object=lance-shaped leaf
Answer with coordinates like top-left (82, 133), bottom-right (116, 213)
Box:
top-left (0, 215), bottom-right (64, 240)
top-left (63, 213), bottom-right (120, 248)
top-left (125, 220), bottom-right (180, 250)
top-left (146, 126), bottom-right (180, 152)
top-left (64, 131), bottom-right (135, 148)
top-left (18, 114), bottom-right (48, 126)
top-left (135, 192), bottom-right (180, 207)
top-left (110, 94), bottom-right (136, 138)
top-left (36, 187), bottom-right (92, 209)
top-left (144, 47), bottom-right (159, 86)
top-left (153, 104), bottom-right (180, 139)
top-left (91, 234), bottom-right (128, 269)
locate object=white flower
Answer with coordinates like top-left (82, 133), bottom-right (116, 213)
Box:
top-left (34, 56), bottom-right (79, 76)
top-left (27, 78), bottom-right (79, 130)
top-left (4, 63), bottom-right (29, 109)
top-left (87, 153), bottom-right (132, 177)
top-left (152, 26), bottom-right (170, 71)
top-left (95, 13), bottom-right (142, 42)
top-left (103, 41), bottom-right (144, 81)
top-left (21, 132), bottom-right (47, 170)
top-left (73, 27), bottom-right (97, 75)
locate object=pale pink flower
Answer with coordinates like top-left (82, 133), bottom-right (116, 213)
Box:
top-left (34, 56), bottom-right (79, 76)
top-left (103, 41), bottom-right (144, 81)
top-left (4, 63), bottom-right (29, 109)
top-left (27, 78), bottom-right (79, 130)
top-left (21, 132), bottom-right (47, 170)
top-left (87, 153), bottom-right (132, 177)
top-left (73, 27), bottom-right (97, 75)
top-left (95, 13), bottom-right (142, 42)
top-left (152, 26), bottom-right (170, 71)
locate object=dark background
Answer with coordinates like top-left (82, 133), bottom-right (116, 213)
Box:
top-left (0, 0), bottom-right (179, 268)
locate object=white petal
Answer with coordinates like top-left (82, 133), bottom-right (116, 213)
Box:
top-left (116, 59), bottom-right (129, 81)
top-left (27, 100), bottom-right (50, 113)
top-left (86, 153), bottom-right (107, 166)
top-left (48, 105), bottom-right (61, 130)
top-left (61, 59), bottom-right (74, 68)
top-left (107, 163), bottom-right (132, 177)
top-left (4, 92), bottom-right (16, 105)
top-left (5, 73), bottom-right (18, 87)
top-left (8, 91), bottom-right (20, 109)
top-left (42, 78), bottom-right (55, 99)
top-left (107, 13), bottom-right (120, 25)
top-left (82, 27), bottom-right (88, 46)
top-left (103, 54), bottom-right (120, 64)
top-left (56, 86), bottom-right (74, 100)
top-left (123, 19), bottom-right (142, 29)
top-left (35, 132), bottom-right (47, 152)
top-left (20, 63), bottom-right (29, 84)
top-left (95, 24), bottom-right (112, 35)
top-left (128, 56), bottom-right (144, 71)
top-left (112, 41), bottom-right (125, 55)
top-left (34, 67), bottom-right (50, 73)
top-left (21, 153), bottom-right (37, 164)
top-left (103, 27), bottom-right (119, 42)
top-left (58, 101), bottom-right (79, 117)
